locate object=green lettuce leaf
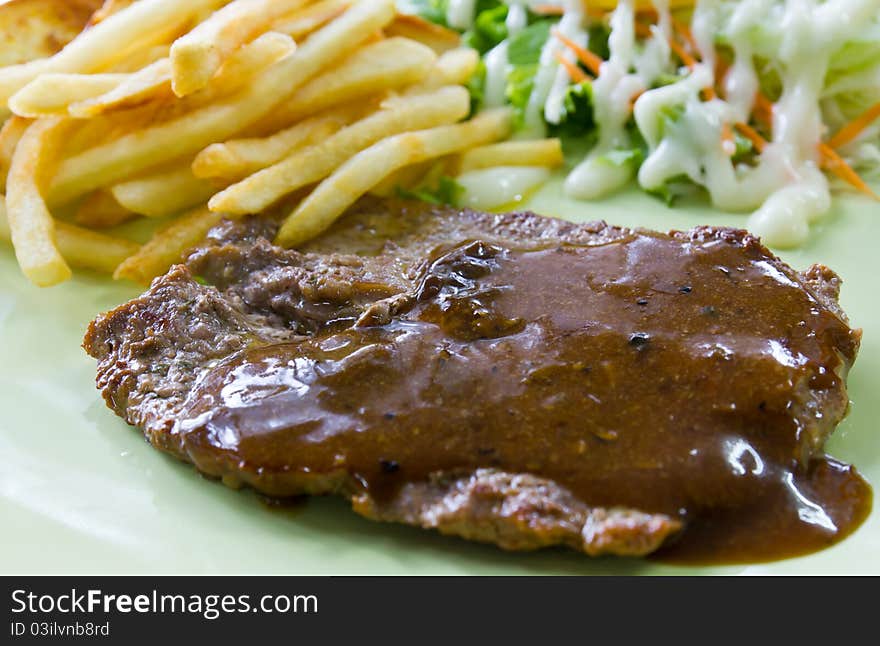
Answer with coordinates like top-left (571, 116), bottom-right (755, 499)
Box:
top-left (501, 20), bottom-right (554, 129)
top-left (507, 20), bottom-right (552, 65)
top-left (646, 175), bottom-right (702, 207)
top-left (505, 64), bottom-right (539, 127)
top-left (397, 176), bottom-right (464, 206)
top-left (463, 2), bottom-right (508, 54)
top-left (550, 81), bottom-right (595, 139)
top-left (596, 148), bottom-right (644, 167)
top-left (466, 59), bottom-right (487, 115)
top-left (395, 0), bottom-right (449, 26)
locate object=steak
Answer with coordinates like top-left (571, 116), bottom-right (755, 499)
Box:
top-left (84, 198), bottom-right (871, 562)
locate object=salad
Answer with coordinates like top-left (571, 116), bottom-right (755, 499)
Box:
top-left (398, 0), bottom-right (880, 247)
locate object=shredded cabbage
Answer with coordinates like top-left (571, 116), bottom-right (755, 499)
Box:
top-left (398, 0), bottom-right (880, 246)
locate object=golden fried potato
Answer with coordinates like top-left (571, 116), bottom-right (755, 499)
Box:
top-left (275, 109), bottom-right (512, 247)
top-left (0, 0), bottom-right (102, 67)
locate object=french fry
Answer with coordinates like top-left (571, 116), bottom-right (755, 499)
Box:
top-left (368, 159), bottom-right (437, 197)
top-left (61, 111), bottom-right (135, 158)
top-left (385, 14), bottom-right (462, 54)
top-left (455, 139), bottom-right (565, 174)
top-left (87, 0), bottom-right (139, 27)
top-left (111, 161), bottom-right (218, 218)
top-left (275, 109), bottom-right (513, 247)
top-left (0, 116), bottom-right (31, 194)
top-left (53, 221), bottom-right (138, 273)
top-left (0, 0), bottom-right (102, 67)
top-left (211, 85), bottom-right (471, 215)
top-left (251, 36), bottom-right (437, 134)
top-left (74, 189), bottom-right (136, 228)
top-left (0, 0), bottom-right (228, 105)
top-left (273, 0), bottom-right (350, 40)
top-left (109, 44), bottom-right (170, 73)
top-left (68, 59), bottom-right (172, 118)
top-left (69, 32), bottom-right (295, 119)
top-left (5, 118), bottom-right (72, 286)
top-left (404, 47), bottom-right (480, 93)
top-left (9, 74), bottom-right (126, 118)
top-left (193, 106), bottom-right (362, 181)
top-left (192, 31), bottom-right (297, 101)
top-left (0, 193), bottom-right (138, 274)
top-left (46, 0), bottom-right (397, 206)
top-left (170, 0), bottom-right (309, 97)
top-left (113, 205), bottom-right (225, 284)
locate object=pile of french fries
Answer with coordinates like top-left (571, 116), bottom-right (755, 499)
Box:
top-left (0, 0), bottom-right (562, 288)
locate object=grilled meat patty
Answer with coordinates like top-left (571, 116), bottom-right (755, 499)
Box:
top-left (84, 199), bottom-right (870, 562)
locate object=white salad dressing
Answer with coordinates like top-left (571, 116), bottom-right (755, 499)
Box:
top-left (689, 0), bottom-right (720, 73)
top-left (483, 2), bottom-right (532, 108)
top-left (460, 1), bottom-right (570, 208)
top-left (630, 0), bottom-right (877, 247)
top-left (483, 42), bottom-right (511, 108)
top-left (541, 1), bottom-right (587, 128)
top-left (506, 1), bottom-right (529, 32)
top-left (565, 0), bottom-right (670, 199)
top-left (438, 0), bottom-right (878, 245)
top-left (512, 0), bottom-right (583, 139)
top-left (722, 0), bottom-right (762, 121)
top-left (446, 0), bottom-right (477, 30)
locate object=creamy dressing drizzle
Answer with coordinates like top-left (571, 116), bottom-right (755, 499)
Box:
top-left (595, 0), bottom-right (875, 246)
top-left (517, 0), bottom-right (584, 139)
top-left (466, 0), bottom-right (879, 247)
top-left (483, 2), bottom-right (533, 108)
top-left (446, 0), bottom-right (478, 30)
top-left (541, 0), bottom-right (586, 128)
top-left (567, 0), bottom-right (645, 199)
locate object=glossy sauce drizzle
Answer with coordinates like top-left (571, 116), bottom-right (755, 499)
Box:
top-left (176, 232), bottom-right (870, 564)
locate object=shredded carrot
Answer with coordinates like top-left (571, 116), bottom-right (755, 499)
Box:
top-left (714, 57), bottom-right (730, 90)
top-left (745, 94), bottom-right (875, 197)
top-left (668, 37), bottom-right (717, 100)
top-left (634, 21), bottom-right (652, 38)
top-left (552, 5), bottom-right (877, 199)
top-left (553, 51), bottom-right (590, 83)
top-left (634, 20), bottom-right (710, 95)
top-left (532, 4), bottom-right (565, 16)
top-left (827, 100), bottom-right (880, 150)
top-left (629, 89), bottom-right (645, 112)
top-left (671, 16), bottom-right (697, 53)
top-left (753, 93), bottom-right (774, 126)
top-left (819, 143), bottom-right (880, 200)
top-left (734, 122), bottom-right (768, 153)
top-left (552, 28), bottom-right (603, 76)
top-left (668, 37), bottom-right (697, 70)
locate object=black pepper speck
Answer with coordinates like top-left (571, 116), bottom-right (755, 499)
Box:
top-left (380, 459), bottom-right (400, 474)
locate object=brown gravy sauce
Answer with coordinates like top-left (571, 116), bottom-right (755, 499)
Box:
top-left (176, 233), bottom-right (871, 564)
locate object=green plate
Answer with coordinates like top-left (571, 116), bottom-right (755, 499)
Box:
top-left (2, 178), bottom-right (877, 575)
